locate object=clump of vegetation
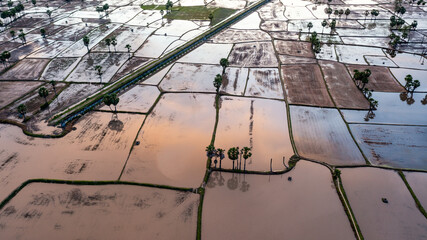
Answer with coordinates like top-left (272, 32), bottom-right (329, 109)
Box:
top-left (309, 32), bottom-right (321, 53)
top-left (38, 87), bottom-right (50, 109)
top-left (227, 147), bottom-right (239, 170)
top-left (17, 104), bottom-right (27, 122)
top-left (103, 93), bottom-right (120, 112)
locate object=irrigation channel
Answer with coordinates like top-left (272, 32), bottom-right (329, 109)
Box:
top-left (51, 0), bottom-right (272, 128)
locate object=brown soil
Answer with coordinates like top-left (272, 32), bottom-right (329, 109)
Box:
top-left (0, 42), bottom-right (22, 52)
top-left (0, 81), bottom-right (42, 109)
top-left (260, 21), bottom-right (288, 32)
top-left (319, 60), bottom-right (369, 110)
top-left (279, 55), bottom-right (317, 64)
top-left (9, 40), bottom-right (50, 62)
top-left (274, 40), bottom-right (314, 58)
top-left (0, 59), bottom-right (50, 81)
top-left (281, 64), bottom-right (334, 107)
top-left (347, 65), bottom-right (405, 92)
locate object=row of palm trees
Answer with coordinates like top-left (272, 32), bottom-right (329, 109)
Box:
top-left (206, 145), bottom-right (252, 171)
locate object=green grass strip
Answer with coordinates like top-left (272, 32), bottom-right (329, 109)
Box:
top-left (398, 171), bottom-right (427, 219)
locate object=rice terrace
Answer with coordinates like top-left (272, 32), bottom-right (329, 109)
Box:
top-left (0, 0), bottom-right (426, 239)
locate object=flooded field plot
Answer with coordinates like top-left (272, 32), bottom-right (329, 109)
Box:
top-left (319, 61), bottom-right (369, 110)
top-left (134, 35), bottom-right (180, 58)
top-left (365, 55), bottom-right (398, 67)
top-left (279, 55), bottom-right (317, 64)
top-left (142, 64), bottom-right (173, 85)
top-left (93, 26), bottom-right (156, 53)
top-left (336, 45), bottom-right (385, 65)
top-left (0, 59), bottom-right (49, 81)
top-left (221, 67), bottom-right (249, 95)
top-left (290, 106), bottom-right (365, 165)
top-left (178, 43), bottom-right (233, 65)
top-left (228, 42), bottom-right (278, 67)
top-left (340, 167), bottom-right (427, 240)
top-left (214, 97), bottom-right (293, 171)
top-left (231, 12), bottom-right (262, 30)
top-left (211, 29), bottom-right (271, 43)
top-left (257, 1), bottom-right (287, 21)
top-left (100, 85), bottom-right (160, 113)
top-left (159, 63), bottom-right (222, 93)
top-left (404, 172), bottom-right (427, 209)
top-left (155, 20), bottom-right (200, 37)
top-left (0, 82), bottom-right (42, 109)
top-left (386, 52), bottom-right (427, 70)
top-left (274, 40), bottom-right (314, 58)
top-left (9, 39), bottom-right (53, 61)
top-left (121, 93), bottom-right (216, 188)
top-left (347, 65), bottom-right (404, 92)
top-left (28, 41), bottom-right (75, 58)
top-left (0, 183), bottom-right (198, 240)
top-left (111, 57), bottom-right (151, 82)
top-left (202, 161), bottom-right (355, 239)
top-left (245, 68), bottom-right (284, 99)
top-left (66, 53), bottom-right (128, 83)
top-left (0, 112), bottom-right (145, 200)
top-left (390, 68), bottom-right (427, 92)
top-left (341, 37), bottom-right (389, 48)
top-left (350, 124), bottom-right (427, 169)
top-left (41, 57), bottom-right (80, 81)
top-left (281, 64), bottom-right (334, 107)
top-left (108, 5), bottom-right (142, 23)
top-left (260, 20), bottom-right (288, 31)
top-left (47, 84), bottom-right (103, 114)
top-left (342, 92), bottom-right (427, 125)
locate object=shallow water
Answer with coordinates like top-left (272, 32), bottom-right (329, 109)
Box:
top-left (0, 183), bottom-right (198, 240)
top-left (340, 167), bottom-right (427, 240)
top-left (202, 161), bottom-right (355, 239)
top-left (214, 97), bottom-right (293, 171)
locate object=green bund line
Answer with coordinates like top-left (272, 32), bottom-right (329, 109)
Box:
top-left (49, 0), bottom-right (268, 127)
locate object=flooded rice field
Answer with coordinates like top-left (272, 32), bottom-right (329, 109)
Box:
top-left (0, 0), bottom-right (426, 238)
top-left (340, 167), bottom-right (427, 240)
top-left (0, 183), bottom-right (198, 240)
top-left (203, 161), bottom-right (355, 239)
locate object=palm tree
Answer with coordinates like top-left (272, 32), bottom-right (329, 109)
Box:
top-left (40, 28), bottom-right (46, 38)
top-left (227, 147), bottom-right (239, 170)
top-left (208, 12), bottom-right (214, 24)
top-left (111, 36), bottom-right (117, 52)
top-left (242, 147), bottom-right (252, 172)
top-left (321, 20), bottom-right (327, 35)
top-left (10, 30), bottom-right (15, 39)
top-left (18, 30), bottom-right (26, 44)
top-left (46, 9), bottom-right (52, 20)
top-left (50, 80), bottom-right (57, 97)
top-left (17, 104), bottom-right (27, 121)
top-left (307, 21), bottom-right (313, 33)
top-left (213, 74), bottom-right (222, 94)
top-left (1, 51), bottom-right (11, 66)
top-left (95, 65), bottom-right (102, 83)
top-left (38, 87), bottom-right (49, 105)
top-left (364, 10), bottom-right (369, 22)
top-left (103, 94), bottom-right (113, 111)
top-left (125, 44), bottom-right (132, 58)
top-left (110, 93), bottom-right (119, 112)
top-left (217, 148), bottom-right (225, 169)
top-left (345, 8), bottom-right (350, 19)
top-left (329, 19), bottom-right (336, 35)
top-left (31, 0), bottom-right (36, 6)
top-left (338, 9), bottom-right (344, 20)
top-left (83, 35), bottom-right (90, 53)
top-left (103, 3), bottom-right (109, 16)
top-left (96, 6), bottom-right (103, 17)
top-left (219, 58), bottom-right (229, 74)
top-left (105, 38), bottom-right (111, 52)
top-left (326, 7), bottom-right (332, 19)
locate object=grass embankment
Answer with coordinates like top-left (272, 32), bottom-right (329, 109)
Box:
top-left (141, 5), bottom-right (236, 25)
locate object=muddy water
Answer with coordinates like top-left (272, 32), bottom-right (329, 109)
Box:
top-left (340, 167), bottom-right (427, 240)
top-left (203, 161), bottom-right (355, 239)
top-left (0, 112), bottom-right (145, 201)
top-left (245, 68), bottom-right (284, 99)
top-left (390, 68), bottom-right (427, 92)
top-left (214, 97), bottom-right (293, 171)
top-left (0, 183), bottom-right (198, 240)
top-left (121, 93), bottom-right (216, 188)
top-left (0, 82), bottom-right (42, 109)
top-left (350, 124), bottom-right (427, 170)
top-left (290, 106), bottom-right (365, 165)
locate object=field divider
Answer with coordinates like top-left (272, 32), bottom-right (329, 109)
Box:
top-left (49, 0), bottom-right (272, 128)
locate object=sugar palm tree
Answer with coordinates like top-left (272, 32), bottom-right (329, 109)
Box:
top-left (228, 147), bottom-right (239, 170)
top-left (110, 93), bottom-right (119, 112)
top-left (18, 29), bottom-right (26, 44)
top-left (111, 36), bottom-right (117, 52)
top-left (105, 38), bottom-right (111, 52)
top-left (95, 65), bottom-right (103, 83)
top-left (217, 148), bottom-right (225, 169)
top-left (321, 20), bottom-right (327, 35)
top-left (213, 74), bottom-right (222, 94)
top-left (46, 9), bottom-right (52, 20)
top-left (40, 28), bottom-right (46, 38)
top-left (345, 8), bottom-right (350, 19)
top-left (219, 58), bottom-right (229, 74)
top-left (242, 147), bottom-right (252, 172)
top-left (83, 35), bottom-right (90, 53)
top-left (17, 104), bottom-right (27, 121)
top-left (125, 44), bottom-right (132, 59)
top-left (10, 30), bottom-right (15, 39)
top-left (38, 87), bottom-right (49, 105)
top-left (307, 21), bottom-right (313, 33)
